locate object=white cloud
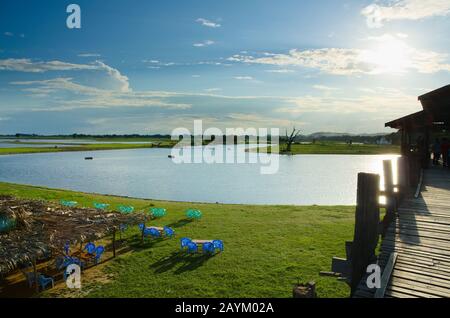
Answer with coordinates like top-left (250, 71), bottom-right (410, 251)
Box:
top-left (277, 87), bottom-right (418, 116)
top-left (0, 58), bottom-right (131, 92)
top-left (228, 37), bottom-right (450, 75)
top-left (362, 33), bottom-right (450, 74)
top-left (142, 59), bottom-right (176, 68)
top-left (143, 59), bottom-right (160, 64)
top-left (313, 85), bottom-right (338, 91)
top-left (265, 69), bottom-right (295, 73)
top-left (10, 77), bottom-right (190, 111)
top-left (0, 58), bottom-right (97, 73)
top-left (11, 77), bottom-right (104, 96)
top-left (229, 49), bottom-right (368, 75)
top-left (78, 53), bottom-right (101, 57)
top-left (362, 0), bottom-right (450, 28)
top-left (4, 73), bottom-right (419, 134)
top-left (234, 76), bottom-right (254, 80)
top-left (193, 40), bottom-right (215, 47)
top-left (204, 88), bottom-right (222, 92)
top-left (95, 60), bottom-right (131, 93)
top-left (196, 18), bottom-right (221, 28)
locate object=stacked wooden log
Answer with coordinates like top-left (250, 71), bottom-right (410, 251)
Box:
top-left (0, 195), bottom-right (145, 277)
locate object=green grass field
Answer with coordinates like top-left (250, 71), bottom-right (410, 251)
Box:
top-left (0, 142), bottom-right (176, 155)
top-left (258, 142), bottom-right (400, 155)
top-left (0, 182), bottom-right (354, 298)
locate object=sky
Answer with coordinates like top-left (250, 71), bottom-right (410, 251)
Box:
top-left (0, 0), bottom-right (449, 135)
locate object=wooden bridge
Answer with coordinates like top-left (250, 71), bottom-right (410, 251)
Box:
top-left (353, 165), bottom-right (450, 298)
top-left (328, 85), bottom-right (450, 298)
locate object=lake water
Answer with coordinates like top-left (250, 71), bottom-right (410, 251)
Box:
top-left (0, 147), bottom-right (398, 205)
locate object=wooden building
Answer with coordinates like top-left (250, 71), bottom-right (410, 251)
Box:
top-left (385, 85), bottom-right (450, 157)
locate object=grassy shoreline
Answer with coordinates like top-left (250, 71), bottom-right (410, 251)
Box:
top-left (254, 142), bottom-right (400, 155)
top-left (0, 142), bottom-right (175, 155)
top-left (0, 181), bottom-right (353, 298)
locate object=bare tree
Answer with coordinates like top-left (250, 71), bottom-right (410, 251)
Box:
top-left (285, 127), bottom-right (301, 152)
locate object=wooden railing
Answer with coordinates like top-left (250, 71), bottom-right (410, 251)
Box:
top-left (328, 153), bottom-right (422, 296)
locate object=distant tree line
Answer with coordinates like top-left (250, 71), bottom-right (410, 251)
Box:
top-left (1, 131), bottom-right (401, 145)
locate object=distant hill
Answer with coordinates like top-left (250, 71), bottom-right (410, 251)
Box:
top-left (305, 132), bottom-right (388, 138)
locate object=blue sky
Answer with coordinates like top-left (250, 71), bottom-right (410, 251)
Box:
top-left (0, 0), bottom-right (449, 134)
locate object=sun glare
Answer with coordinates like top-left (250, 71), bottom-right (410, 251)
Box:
top-left (363, 37), bottom-right (411, 74)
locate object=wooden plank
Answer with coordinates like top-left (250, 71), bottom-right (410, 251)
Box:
top-left (375, 252), bottom-right (397, 298)
top-left (382, 235), bottom-right (450, 253)
top-left (390, 277), bottom-right (449, 297)
top-left (390, 227), bottom-right (450, 242)
top-left (381, 246), bottom-right (450, 263)
top-left (385, 288), bottom-right (419, 298)
top-left (392, 269), bottom-right (450, 289)
top-left (379, 253), bottom-right (450, 271)
top-left (386, 285), bottom-right (438, 298)
top-left (394, 263), bottom-right (450, 280)
top-left (381, 240), bottom-right (450, 257)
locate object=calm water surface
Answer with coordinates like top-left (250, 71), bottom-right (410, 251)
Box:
top-left (0, 147), bottom-right (398, 205)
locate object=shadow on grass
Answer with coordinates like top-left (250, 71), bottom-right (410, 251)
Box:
top-left (126, 235), bottom-right (167, 251)
top-left (150, 251), bottom-right (216, 274)
top-left (166, 218), bottom-right (194, 229)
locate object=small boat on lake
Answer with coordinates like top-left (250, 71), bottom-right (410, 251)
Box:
top-left (84, 157), bottom-right (93, 160)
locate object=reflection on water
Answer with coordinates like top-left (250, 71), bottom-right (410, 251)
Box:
top-left (0, 146), bottom-right (399, 205)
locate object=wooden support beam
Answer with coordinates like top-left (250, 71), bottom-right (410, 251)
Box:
top-left (382, 160), bottom-right (396, 234)
top-left (374, 253), bottom-right (398, 298)
top-left (414, 169), bottom-right (424, 199)
top-left (383, 160), bottom-right (394, 195)
top-left (397, 156), bottom-right (408, 200)
top-left (351, 173), bottom-right (380, 296)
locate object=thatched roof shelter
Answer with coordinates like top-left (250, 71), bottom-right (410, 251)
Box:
top-left (0, 195), bottom-right (146, 278)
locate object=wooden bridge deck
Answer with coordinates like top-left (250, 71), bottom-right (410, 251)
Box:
top-left (354, 166), bottom-right (450, 298)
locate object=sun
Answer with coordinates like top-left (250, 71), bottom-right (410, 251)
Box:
top-left (363, 36), bottom-right (411, 74)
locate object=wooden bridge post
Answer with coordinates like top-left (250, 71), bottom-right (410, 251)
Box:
top-left (351, 173), bottom-right (380, 296)
top-left (397, 156), bottom-right (408, 200)
top-left (382, 160), bottom-right (395, 233)
top-left (408, 154), bottom-right (420, 188)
